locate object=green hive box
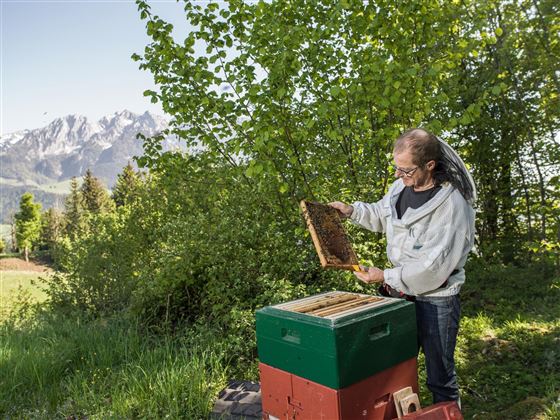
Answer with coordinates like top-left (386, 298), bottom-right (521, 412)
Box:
top-left (256, 291), bottom-right (417, 389)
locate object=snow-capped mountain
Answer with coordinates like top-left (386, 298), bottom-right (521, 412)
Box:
top-left (0, 130), bottom-right (29, 152)
top-left (0, 110), bottom-right (176, 223)
top-left (0, 110), bottom-right (170, 184)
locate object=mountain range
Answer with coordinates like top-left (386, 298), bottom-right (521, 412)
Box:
top-left (0, 110), bottom-right (175, 223)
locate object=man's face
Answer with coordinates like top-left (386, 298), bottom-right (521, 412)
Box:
top-left (393, 149), bottom-right (432, 188)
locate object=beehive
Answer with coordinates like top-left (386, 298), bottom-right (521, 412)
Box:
top-left (260, 359), bottom-right (418, 420)
top-left (256, 291), bottom-right (417, 389)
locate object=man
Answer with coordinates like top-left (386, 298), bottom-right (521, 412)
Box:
top-left (330, 128), bottom-right (476, 405)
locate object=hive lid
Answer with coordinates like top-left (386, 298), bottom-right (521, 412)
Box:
top-left (300, 200), bottom-right (360, 271)
top-left (266, 291), bottom-right (398, 325)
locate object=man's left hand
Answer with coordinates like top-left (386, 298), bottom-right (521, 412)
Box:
top-left (354, 266), bottom-right (385, 284)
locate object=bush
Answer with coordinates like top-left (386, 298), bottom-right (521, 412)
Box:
top-left (44, 161), bottom-right (345, 324)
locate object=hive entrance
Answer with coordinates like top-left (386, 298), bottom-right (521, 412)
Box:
top-left (300, 200), bottom-right (359, 271)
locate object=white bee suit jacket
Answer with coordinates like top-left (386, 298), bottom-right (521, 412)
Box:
top-left (350, 179), bottom-right (476, 297)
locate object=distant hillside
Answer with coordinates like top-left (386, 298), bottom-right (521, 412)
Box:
top-left (0, 180), bottom-right (77, 224)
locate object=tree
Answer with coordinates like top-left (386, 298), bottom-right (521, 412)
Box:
top-left (81, 169), bottom-right (112, 214)
top-left (0, 237), bottom-right (5, 254)
top-left (112, 163), bottom-right (141, 207)
top-left (443, 0), bottom-right (560, 262)
top-left (10, 213), bottom-right (17, 252)
top-left (64, 177), bottom-right (83, 238)
top-left (40, 208), bottom-right (63, 253)
top-left (133, 0), bottom-right (490, 262)
top-left (15, 192), bottom-right (42, 262)
top-left (133, 0), bottom-right (558, 264)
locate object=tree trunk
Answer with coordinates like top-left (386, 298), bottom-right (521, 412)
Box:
top-left (24, 246), bottom-right (29, 263)
top-left (514, 144), bottom-right (533, 241)
top-left (11, 221), bottom-right (17, 252)
top-left (527, 134), bottom-right (547, 238)
top-left (499, 159), bottom-right (516, 264)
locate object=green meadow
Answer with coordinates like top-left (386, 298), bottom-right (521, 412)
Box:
top-left (1, 261), bottom-right (559, 419)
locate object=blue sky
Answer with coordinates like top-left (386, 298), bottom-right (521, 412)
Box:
top-left (1, 0), bottom-right (192, 134)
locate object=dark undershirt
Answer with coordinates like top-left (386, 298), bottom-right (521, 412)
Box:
top-left (396, 185), bottom-right (442, 219)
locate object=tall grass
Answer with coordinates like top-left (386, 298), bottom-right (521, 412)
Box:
top-left (0, 312), bottom-right (228, 419)
top-left (2, 259), bottom-right (559, 418)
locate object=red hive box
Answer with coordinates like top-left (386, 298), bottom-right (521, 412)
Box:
top-left (260, 358), bottom-right (418, 420)
top-left (398, 401), bottom-right (463, 420)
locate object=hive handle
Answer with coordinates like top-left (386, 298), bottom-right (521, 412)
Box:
top-left (369, 323), bottom-right (390, 341)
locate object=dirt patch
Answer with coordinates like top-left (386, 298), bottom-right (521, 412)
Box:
top-left (0, 258), bottom-right (51, 273)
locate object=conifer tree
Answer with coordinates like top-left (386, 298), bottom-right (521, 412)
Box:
top-left (64, 177), bottom-right (83, 237)
top-left (112, 163), bottom-right (141, 207)
top-left (81, 169), bottom-right (111, 214)
top-left (15, 192), bottom-right (42, 262)
top-left (40, 208), bottom-right (63, 252)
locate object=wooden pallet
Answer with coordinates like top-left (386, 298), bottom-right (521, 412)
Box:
top-left (300, 200), bottom-right (360, 271)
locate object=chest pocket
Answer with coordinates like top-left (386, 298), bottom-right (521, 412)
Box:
top-left (383, 204), bottom-right (392, 218)
top-left (407, 222), bottom-right (429, 251)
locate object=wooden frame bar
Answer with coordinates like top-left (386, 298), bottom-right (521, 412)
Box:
top-left (300, 200), bottom-right (361, 271)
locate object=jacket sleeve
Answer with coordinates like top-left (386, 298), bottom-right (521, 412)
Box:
top-left (383, 197), bottom-right (474, 295)
top-left (349, 197), bottom-right (387, 233)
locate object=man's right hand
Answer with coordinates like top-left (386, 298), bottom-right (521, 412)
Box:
top-left (328, 201), bottom-right (354, 218)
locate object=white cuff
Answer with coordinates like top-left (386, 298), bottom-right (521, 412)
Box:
top-left (384, 266), bottom-right (406, 294)
top-left (349, 201), bottom-right (364, 224)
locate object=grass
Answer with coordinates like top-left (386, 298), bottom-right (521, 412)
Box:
top-left (37, 178), bottom-right (80, 194)
top-left (0, 312), bottom-right (229, 419)
top-left (0, 177), bottom-right (79, 194)
top-left (0, 263), bottom-right (231, 419)
top-left (419, 261), bottom-right (560, 419)
top-left (0, 259), bottom-right (559, 418)
top-left (0, 252), bottom-right (20, 258)
top-left (0, 271), bottom-right (47, 314)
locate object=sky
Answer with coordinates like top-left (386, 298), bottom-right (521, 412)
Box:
top-left (1, 0), bottom-right (193, 134)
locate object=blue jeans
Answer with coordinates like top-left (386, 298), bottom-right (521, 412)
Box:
top-left (415, 294), bottom-right (461, 404)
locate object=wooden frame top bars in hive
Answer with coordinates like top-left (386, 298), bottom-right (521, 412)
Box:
top-left (274, 291), bottom-right (389, 320)
top-left (300, 200), bottom-right (360, 271)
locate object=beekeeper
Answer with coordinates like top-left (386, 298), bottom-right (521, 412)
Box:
top-left (330, 128), bottom-right (476, 406)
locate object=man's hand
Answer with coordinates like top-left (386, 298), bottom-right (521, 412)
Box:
top-left (328, 201), bottom-right (354, 218)
top-left (354, 266), bottom-right (385, 284)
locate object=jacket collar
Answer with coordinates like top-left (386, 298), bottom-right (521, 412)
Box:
top-left (389, 179), bottom-right (454, 227)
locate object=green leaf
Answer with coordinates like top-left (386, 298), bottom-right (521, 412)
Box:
top-left (330, 86), bottom-right (342, 97)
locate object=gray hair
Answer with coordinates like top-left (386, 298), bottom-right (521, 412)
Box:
top-left (394, 128), bottom-right (477, 204)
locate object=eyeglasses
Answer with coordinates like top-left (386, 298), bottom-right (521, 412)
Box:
top-left (391, 164), bottom-right (419, 177)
